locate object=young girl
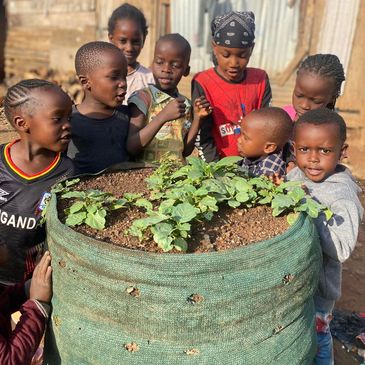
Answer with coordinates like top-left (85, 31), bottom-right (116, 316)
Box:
top-left (0, 79), bottom-right (74, 284)
top-left (283, 54), bottom-right (345, 170)
top-left (108, 3), bottom-right (154, 104)
top-left (283, 54), bottom-right (345, 121)
top-left (192, 11), bottom-right (272, 162)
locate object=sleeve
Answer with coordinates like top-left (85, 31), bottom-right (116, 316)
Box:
top-left (127, 90), bottom-right (150, 116)
top-left (0, 299), bottom-right (49, 365)
top-left (261, 75), bottom-right (272, 107)
top-left (314, 199), bottom-right (362, 262)
top-left (191, 79), bottom-right (220, 162)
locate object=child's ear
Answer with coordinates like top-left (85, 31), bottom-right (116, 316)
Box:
top-left (184, 65), bottom-right (190, 77)
top-left (340, 143), bottom-right (348, 161)
top-left (78, 75), bottom-right (90, 90)
top-left (13, 115), bottom-right (29, 132)
top-left (263, 142), bottom-right (277, 154)
top-left (108, 33), bottom-right (113, 42)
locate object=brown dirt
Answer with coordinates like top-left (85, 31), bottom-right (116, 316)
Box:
top-left (57, 168), bottom-right (289, 253)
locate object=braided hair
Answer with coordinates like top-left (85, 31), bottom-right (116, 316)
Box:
top-left (298, 54), bottom-right (345, 99)
top-left (108, 3), bottom-right (148, 41)
top-left (4, 79), bottom-right (60, 126)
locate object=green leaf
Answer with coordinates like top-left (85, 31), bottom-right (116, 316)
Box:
top-left (124, 193), bottom-right (142, 202)
top-left (85, 209), bottom-right (107, 230)
top-left (271, 195), bottom-right (294, 209)
top-left (287, 212), bottom-right (300, 225)
top-left (172, 202), bottom-right (199, 223)
top-left (135, 198), bottom-right (153, 211)
top-left (304, 199), bottom-right (321, 218)
top-left (235, 192), bottom-right (250, 203)
top-left (61, 191), bottom-right (86, 199)
top-left (203, 179), bottom-right (226, 194)
top-left (65, 211), bottom-right (87, 226)
top-left (203, 211), bottom-right (214, 220)
top-left (173, 237), bottom-right (188, 252)
top-left (86, 204), bottom-right (98, 214)
top-left (151, 222), bottom-right (174, 236)
top-left (198, 196), bottom-right (218, 212)
top-left (213, 156), bottom-right (242, 170)
top-left (258, 195), bottom-right (272, 204)
top-left (158, 199), bottom-right (176, 215)
top-left (65, 178), bottom-right (80, 187)
top-left (110, 198), bottom-right (127, 210)
top-left (234, 178), bottom-right (251, 192)
top-left (288, 187), bottom-right (306, 203)
top-left (228, 200), bottom-right (241, 208)
top-left (69, 201), bottom-right (85, 214)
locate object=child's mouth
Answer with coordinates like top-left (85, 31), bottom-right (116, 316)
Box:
top-left (306, 167), bottom-right (322, 176)
top-left (60, 134), bottom-right (71, 142)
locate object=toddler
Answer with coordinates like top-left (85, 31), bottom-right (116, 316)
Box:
top-left (287, 108), bottom-right (363, 365)
top-left (127, 33), bottom-right (211, 163)
top-left (108, 3), bottom-right (154, 104)
top-left (68, 41), bottom-right (130, 174)
top-left (237, 107), bottom-right (292, 177)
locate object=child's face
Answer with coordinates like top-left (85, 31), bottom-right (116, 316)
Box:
top-left (292, 71), bottom-right (336, 120)
top-left (86, 50), bottom-right (127, 108)
top-left (237, 114), bottom-right (269, 159)
top-left (108, 19), bottom-right (144, 68)
top-left (294, 123), bottom-right (346, 182)
top-left (212, 43), bottom-right (253, 82)
top-left (151, 40), bottom-right (190, 94)
top-left (22, 88), bottom-right (72, 152)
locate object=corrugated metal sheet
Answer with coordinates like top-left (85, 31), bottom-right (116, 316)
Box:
top-left (171, 0), bottom-right (300, 76)
top-left (317, 0), bottom-right (360, 80)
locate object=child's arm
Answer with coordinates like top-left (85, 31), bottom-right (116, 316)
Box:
top-left (127, 96), bottom-right (186, 156)
top-left (314, 199), bottom-right (362, 263)
top-left (183, 96), bottom-right (212, 157)
top-left (0, 252), bottom-right (52, 365)
top-left (191, 80), bottom-right (219, 162)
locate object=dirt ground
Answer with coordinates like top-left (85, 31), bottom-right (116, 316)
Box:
top-left (0, 110), bottom-right (364, 363)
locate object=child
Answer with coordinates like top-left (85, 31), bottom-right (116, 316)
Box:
top-left (192, 11), bottom-right (272, 162)
top-left (287, 108), bottom-right (363, 364)
top-left (108, 3), bottom-right (154, 104)
top-left (127, 33), bottom-right (212, 163)
top-left (237, 107), bottom-right (292, 177)
top-left (283, 54), bottom-right (345, 121)
top-left (1, 79), bottom-right (74, 284)
top-left (0, 249), bottom-right (52, 365)
top-left (68, 41), bottom-right (130, 174)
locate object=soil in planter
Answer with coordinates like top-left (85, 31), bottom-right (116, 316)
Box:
top-left (57, 168), bottom-right (290, 253)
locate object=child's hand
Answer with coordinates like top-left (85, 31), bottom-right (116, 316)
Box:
top-left (286, 161), bottom-right (296, 173)
top-left (29, 251), bottom-right (52, 303)
top-left (194, 96), bottom-right (212, 118)
top-left (268, 173), bottom-right (284, 186)
top-left (160, 96), bottom-right (187, 122)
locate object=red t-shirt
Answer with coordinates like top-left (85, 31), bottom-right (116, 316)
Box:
top-left (193, 67), bottom-right (269, 158)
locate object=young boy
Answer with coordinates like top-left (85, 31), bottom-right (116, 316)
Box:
top-left (68, 41), bottom-right (130, 174)
top-left (127, 33), bottom-right (212, 163)
top-left (287, 108), bottom-right (364, 364)
top-left (237, 107), bottom-right (292, 177)
top-left (1, 79), bottom-right (74, 284)
top-left (0, 248), bottom-right (52, 365)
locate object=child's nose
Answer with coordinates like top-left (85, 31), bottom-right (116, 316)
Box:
top-left (300, 99), bottom-right (311, 110)
top-left (308, 150), bottom-right (319, 162)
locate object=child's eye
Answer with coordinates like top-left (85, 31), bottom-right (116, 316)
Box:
top-left (320, 148), bottom-right (331, 154)
top-left (298, 147), bottom-right (308, 152)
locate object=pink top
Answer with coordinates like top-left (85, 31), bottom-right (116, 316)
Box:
top-left (283, 105), bottom-right (296, 121)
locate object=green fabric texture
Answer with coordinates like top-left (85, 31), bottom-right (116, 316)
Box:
top-left (44, 192), bottom-right (321, 365)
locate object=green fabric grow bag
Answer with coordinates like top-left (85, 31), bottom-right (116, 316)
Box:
top-left (44, 183), bottom-right (321, 365)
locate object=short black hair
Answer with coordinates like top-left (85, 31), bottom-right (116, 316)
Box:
top-left (108, 3), bottom-right (148, 41)
top-left (4, 79), bottom-right (65, 126)
top-left (298, 54), bottom-right (345, 99)
top-left (295, 108), bottom-right (347, 144)
top-left (75, 41), bottom-right (122, 75)
top-left (251, 107), bottom-right (293, 149)
top-left (156, 33), bottom-right (191, 61)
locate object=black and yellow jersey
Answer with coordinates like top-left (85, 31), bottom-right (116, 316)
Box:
top-left (0, 141), bottom-right (74, 283)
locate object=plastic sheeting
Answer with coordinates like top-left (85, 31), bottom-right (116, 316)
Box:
top-left (171, 0), bottom-right (300, 75)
